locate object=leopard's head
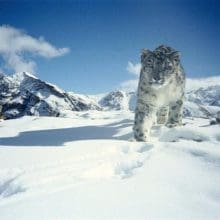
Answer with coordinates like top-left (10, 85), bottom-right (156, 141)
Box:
top-left (141, 45), bottom-right (181, 88)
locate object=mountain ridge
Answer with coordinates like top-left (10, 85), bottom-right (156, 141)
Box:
top-left (0, 72), bottom-right (220, 119)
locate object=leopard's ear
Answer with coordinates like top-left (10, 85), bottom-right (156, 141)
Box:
top-left (170, 51), bottom-right (181, 62)
top-left (141, 49), bottom-right (152, 63)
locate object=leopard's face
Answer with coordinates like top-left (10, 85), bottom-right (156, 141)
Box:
top-left (141, 46), bottom-right (181, 89)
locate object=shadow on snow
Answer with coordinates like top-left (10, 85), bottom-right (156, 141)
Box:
top-left (0, 119), bottom-right (133, 147)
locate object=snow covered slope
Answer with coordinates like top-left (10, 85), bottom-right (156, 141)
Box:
top-left (0, 112), bottom-right (220, 219)
top-left (0, 72), bottom-right (101, 119)
top-left (184, 83), bottom-right (220, 118)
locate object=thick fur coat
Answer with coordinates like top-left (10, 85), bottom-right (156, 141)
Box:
top-left (133, 45), bottom-right (185, 141)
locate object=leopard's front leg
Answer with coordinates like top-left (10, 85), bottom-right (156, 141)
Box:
top-left (166, 99), bottom-right (183, 128)
top-left (133, 101), bottom-right (156, 141)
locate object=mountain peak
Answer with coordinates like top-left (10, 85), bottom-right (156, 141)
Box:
top-left (0, 72), bottom-right (101, 119)
top-left (12, 72), bottom-right (38, 83)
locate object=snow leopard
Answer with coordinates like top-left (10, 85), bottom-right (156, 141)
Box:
top-left (133, 45), bottom-right (185, 141)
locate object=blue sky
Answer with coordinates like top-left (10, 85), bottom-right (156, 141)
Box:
top-left (0, 0), bottom-right (220, 94)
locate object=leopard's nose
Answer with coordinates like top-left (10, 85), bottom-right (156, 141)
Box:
top-left (153, 75), bottom-right (160, 81)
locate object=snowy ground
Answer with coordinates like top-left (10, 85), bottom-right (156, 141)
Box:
top-left (0, 111), bottom-right (220, 220)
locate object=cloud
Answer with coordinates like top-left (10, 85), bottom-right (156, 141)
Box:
top-left (126, 61), bottom-right (141, 76)
top-left (119, 61), bottom-right (141, 92)
top-left (119, 79), bottom-right (139, 92)
top-left (186, 76), bottom-right (220, 92)
top-left (0, 25), bottom-right (70, 73)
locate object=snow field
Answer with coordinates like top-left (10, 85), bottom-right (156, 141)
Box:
top-left (0, 111), bottom-right (220, 219)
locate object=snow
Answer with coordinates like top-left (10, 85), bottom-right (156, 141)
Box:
top-left (0, 111), bottom-right (220, 220)
top-left (98, 91), bottom-right (129, 110)
top-left (12, 72), bottom-right (38, 82)
top-left (1, 71), bottom-right (220, 219)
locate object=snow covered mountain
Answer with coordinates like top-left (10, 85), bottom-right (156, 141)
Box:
top-left (186, 85), bottom-right (220, 106)
top-left (99, 87), bottom-right (220, 118)
top-left (184, 85), bottom-right (220, 118)
top-left (97, 76), bottom-right (220, 118)
top-left (0, 72), bottom-right (220, 119)
top-left (98, 91), bottom-right (129, 110)
top-left (0, 72), bottom-right (101, 119)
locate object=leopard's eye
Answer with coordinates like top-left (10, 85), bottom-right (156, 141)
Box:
top-left (146, 58), bottom-right (153, 65)
top-left (173, 58), bottom-right (179, 63)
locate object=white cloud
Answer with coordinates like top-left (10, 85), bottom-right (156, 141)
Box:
top-left (186, 76), bottom-right (220, 92)
top-left (119, 79), bottom-right (139, 92)
top-left (0, 25), bottom-right (70, 74)
top-left (126, 61), bottom-right (141, 75)
top-left (119, 61), bottom-right (141, 92)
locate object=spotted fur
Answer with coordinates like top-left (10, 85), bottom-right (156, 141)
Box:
top-left (133, 45), bottom-right (185, 141)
